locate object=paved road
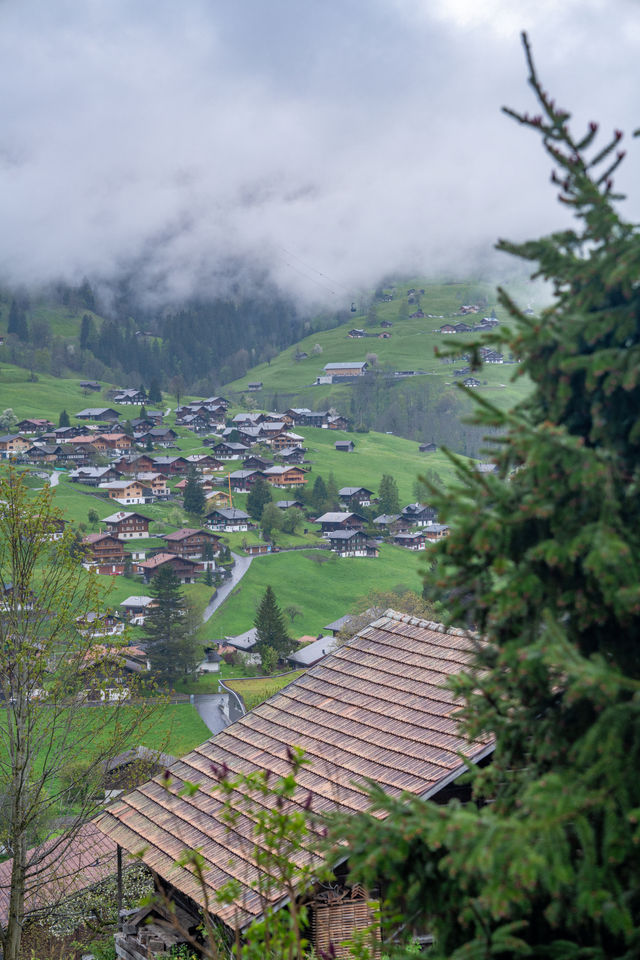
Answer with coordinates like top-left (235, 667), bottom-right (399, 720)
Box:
top-left (192, 693), bottom-right (231, 735)
top-left (202, 552), bottom-right (253, 623)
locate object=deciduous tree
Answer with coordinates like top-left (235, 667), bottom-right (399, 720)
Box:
top-left (0, 470), bottom-right (155, 960)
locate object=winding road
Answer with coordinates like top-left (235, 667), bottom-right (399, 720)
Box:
top-left (202, 551), bottom-right (253, 624)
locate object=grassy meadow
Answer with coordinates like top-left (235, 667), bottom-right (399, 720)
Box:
top-left (202, 544), bottom-right (425, 641)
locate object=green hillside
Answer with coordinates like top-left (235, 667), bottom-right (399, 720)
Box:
top-left (202, 544), bottom-right (425, 640)
top-left (224, 277), bottom-right (538, 413)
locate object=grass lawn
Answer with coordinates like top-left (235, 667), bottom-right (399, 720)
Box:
top-left (202, 543), bottom-right (425, 640)
top-left (223, 276), bottom-right (539, 409)
top-left (224, 671), bottom-right (306, 711)
top-left (299, 426), bottom-right (461, 505)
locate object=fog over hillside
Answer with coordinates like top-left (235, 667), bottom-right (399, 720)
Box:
top-left (0, 0), bottom-right (637, 309)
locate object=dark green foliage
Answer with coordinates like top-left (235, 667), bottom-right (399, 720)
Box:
top-left (139, 404), bottom-right (147, 420)
top-left (378, 474), bottom-right (400, 515)
top-left (142, 565), bottom-right (192, 686)
top-left (183, 468), bottom-right (205, 517)
top-left (253, 585), bottom-right (295, 661)
top-left (247, 477), bottom-right (273, 520)
top-left (260, 502), bottom-right (282, 541)
top-left (148, 379), bottom-right (162, 404)
top-left (58, 409), bottom-right (70, 428)
top-left (7, 299), bottom-right (28, 342)
top-left (331, 37), bottom-right (640, 959)
top-left (311, 475), bottom-right (328, 511)
top-left (79, 314), bottom-right (95, 351)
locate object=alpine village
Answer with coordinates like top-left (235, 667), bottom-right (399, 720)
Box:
top-left (0, 15), bottom-right (638, 960)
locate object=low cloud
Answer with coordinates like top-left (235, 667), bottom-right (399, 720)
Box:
top-left (0, 0), bottom-right (637, 309)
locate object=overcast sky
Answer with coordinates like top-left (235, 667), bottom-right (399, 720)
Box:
top-left (0, 0), bottom-right (637, 308)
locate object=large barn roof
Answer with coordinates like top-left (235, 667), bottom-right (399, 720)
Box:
top-left (94, 611), bottom-right (492, 929)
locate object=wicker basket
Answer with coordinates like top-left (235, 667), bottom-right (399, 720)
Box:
top-left (310, 885), bottom-right (380, 959)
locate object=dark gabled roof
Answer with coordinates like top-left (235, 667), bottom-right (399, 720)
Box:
top-left (94, 611), bottom-right (492, 929)
top-left (326, 529), bottom-right (371, 541)
top-left (205, 508), bottom-right (250, 521)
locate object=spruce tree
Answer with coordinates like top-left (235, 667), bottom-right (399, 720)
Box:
top-left (148, 378), bottom-right (162, 404)
top-left (247, 477), bottom-right (272, 520)
top-left (183, 468), bottom-right (205, 517)
top-left (332, 36), bottom-right (640, 958)
top-left (254, 585), bottom-right (294, 661)
top-left (312, 475), bottom-right (328, 511)
top-left (378, 474), bottom-right (400, 514)
top-left (58, 409), bottom-right (70, 428)
top-left (142, 565), bottom-right (190, 686)
top-left (79, 313), bottom-right (95, 351)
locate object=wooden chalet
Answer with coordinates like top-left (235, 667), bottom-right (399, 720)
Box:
top-left (338, 486), bottom-right (374, 508)
top-left (326, 529), bottom-right (378, 557)
top-left (0, 435), bottom-right (29, 458)
top-left (271, 431), bottom-right (305, 451)
top-left (115, 454), bottom-right (156, 475)
top-left (228, 469), bottom-right (265, 492)
top-left (150, 456), bottom-right (190, 476)
top-left (161, 529), bottom-right (221, 561)
top-left (401, 503), bottom-right (438, 527)
top-left (95, 610), bottom-right (493, 958)
top-left (327, 415), bottom-right (349, 430)
top-left (103, 511), bottom-right (151, 540)
top-left (372, 514), bottom-right (407, 534)
top-left (136, 553), bottom-right (204, 584)
top-left (80, 379), bottom-right (102, 390)
top-left (185, 454), bottom-right (225, 473)
top-left (205, 508), bottom-right (250, 532)
top-left (75, 407), bottom-right (120, 421)
top-left (139, 428), bottom-right (178, 447)
top-left (70, 465), bottom-right (121, 485)
top-left (424, 523), bottom-right (450, 540)
top-left (96, 433), bottom-right (133, 452)
top-left (316, 512), bottom-right (366, 535)
top-left (419, 442), bottom-right (438, 453)
top-left (208, 442), bottom-right (249, 461)
top-left (113, 388), bottom-right (147, 405)
top-left (393, 531), bottom-right (427, 550)
top-left (335, 440), bottom-right (355, 453)
top-left (136, 472), bottom-right (170, 497)
top-left (100, 479), bottom-right (145, 504)
top-left (243, 454), bottom-right (274, 470)
top-left (262, 465), bottom-right (307, 488)
top-left (16, 417), bottom-right (54, 434)
top-left (81, 534), bottom-right (125, 575)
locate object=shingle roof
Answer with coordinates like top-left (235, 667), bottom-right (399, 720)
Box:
top-left (94, 611), bottom-right (492, 929)
top-left (0, 823), bottom-right (123, 925)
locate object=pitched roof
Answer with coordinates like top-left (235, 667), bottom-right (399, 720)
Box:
top-left (0, 823), bottom-right (122, 925)
top-left (94, 611), bottom-right (492, 929)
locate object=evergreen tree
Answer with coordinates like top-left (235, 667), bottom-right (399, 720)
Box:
top-left (254, 585), bottom-right (295, 660)
top-left (79, 314), bottom-right (95, 352)
top-left (139, 404), bottom-right (147, 421)
top-left (183, 468), bottom-right (205, 516)
top-left (58, 409), bottom-right (70, 428)
top-left (148, 378), bottom-right (162, 404)
top-left (378, 474), bottom-right (400, 514)
top-left (8, 300), bottom-right (28, 342)
top-left (247, 477), bottom-right (273, 520)
top-left (311, 475), bottom-right (328, 511)
top-left (79, 278), bottom-right (95, 311)
top-left (332, 37), bottom-right (640, 958)
top-left (326, 472), bottom-right (340, 510)
top-left (142, 565), bottom-right (190, 686)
